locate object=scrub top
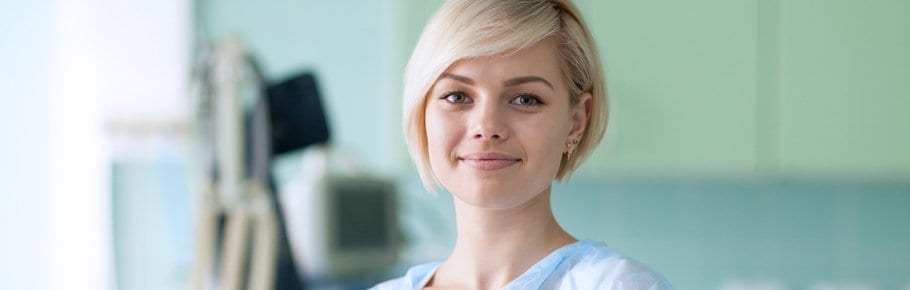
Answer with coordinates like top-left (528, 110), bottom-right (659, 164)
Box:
top-left (370, 240), bottom-right (673, 290)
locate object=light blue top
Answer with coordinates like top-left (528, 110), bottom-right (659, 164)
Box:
top-left (370, 240), bottom-right (673, 290)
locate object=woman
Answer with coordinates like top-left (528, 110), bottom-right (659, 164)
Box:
top-left (373, 0), bottom-right (673, 289)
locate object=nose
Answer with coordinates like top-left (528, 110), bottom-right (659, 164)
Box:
top-left (469, 100), bottom-right (508, 141)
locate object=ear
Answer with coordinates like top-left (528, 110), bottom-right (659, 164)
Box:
top-left (568, 92), bottom-right (592, 142)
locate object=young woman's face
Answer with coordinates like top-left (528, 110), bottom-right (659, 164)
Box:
top-left (425, 38), bottom-right (587, 209)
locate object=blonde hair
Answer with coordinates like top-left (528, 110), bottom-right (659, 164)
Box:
top-left (403, 0), bottom-right (607, 191)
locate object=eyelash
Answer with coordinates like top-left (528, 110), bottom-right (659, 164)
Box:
top-left (441, 91), bottom-right (471, 104)
top-left (440, 91), bottom-right (545, 107)
top-left (511, 92), bottom-right (544, 106)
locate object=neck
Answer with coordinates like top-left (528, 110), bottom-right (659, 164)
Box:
top-left (432, 186), bottom-right (575, 290)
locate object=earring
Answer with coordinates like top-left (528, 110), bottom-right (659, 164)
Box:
top-left (566, 139), bottom-right (579, 159)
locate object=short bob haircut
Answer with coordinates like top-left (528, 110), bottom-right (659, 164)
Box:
top-left (403, 0), bottom-right (608, 191)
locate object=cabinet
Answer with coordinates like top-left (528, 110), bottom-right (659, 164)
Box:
top-left (574, 0), bottom-right (910, 177)
top-left (777, 0), bottom-right (910, 176)
top-left (585, 0), bottom-right (760, 174)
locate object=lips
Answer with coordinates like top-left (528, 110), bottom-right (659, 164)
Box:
top-left (459, 152), bottom-right (521, 171)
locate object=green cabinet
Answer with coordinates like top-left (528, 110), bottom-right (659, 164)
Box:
top-left (777, 0), bottom-right (910, 176)
top-left (569, 0), bottom-right (909, 177)
top-left (584, 0), bottom-right (760, 175)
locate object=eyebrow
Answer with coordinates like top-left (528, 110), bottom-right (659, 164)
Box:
top-left (440, 73), bottom-right (475, 85)
top-left (440, 73), bottom-right (554, 90)
top-left (504, 76), bottom-right (554, 90)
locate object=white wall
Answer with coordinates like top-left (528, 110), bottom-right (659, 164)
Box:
top-left (0, 0), bottom-right (189, 289)
top-left (0, 1), bottom-right (56, 289)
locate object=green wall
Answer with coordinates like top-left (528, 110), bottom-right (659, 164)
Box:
top-left (203, 0), bottom-right (407, 175)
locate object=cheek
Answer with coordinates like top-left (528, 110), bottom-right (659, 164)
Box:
top-left (424, 108), bottom-right (461, 164)
top-left (518, 113), bottom-right (571, 169)
top-left (524, 114), bottom-right (570, 149)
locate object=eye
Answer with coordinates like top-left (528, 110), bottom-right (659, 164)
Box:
top-left (443, 91), bottom-right (471, 104)
top-left (511, 93), bottom-right (543, 106)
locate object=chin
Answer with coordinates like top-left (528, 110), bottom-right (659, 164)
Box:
top-left (450, 182), bottom-right (540, 210)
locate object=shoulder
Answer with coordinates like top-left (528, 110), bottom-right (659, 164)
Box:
top-left (548, 240), bottom-right (674, 290)
top-left (369, 262), bottom-right (439, 290)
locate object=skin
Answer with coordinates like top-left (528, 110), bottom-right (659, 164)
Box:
top-left (423, 37), bottom-right (592, 290)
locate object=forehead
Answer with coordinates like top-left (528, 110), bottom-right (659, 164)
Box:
top-left (442, 38), bottom-right (565, 89)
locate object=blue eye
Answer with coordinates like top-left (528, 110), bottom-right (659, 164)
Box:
top-left (444, 92), bottom-right (470, 103)
top-left (512, 94), bottom-right (542, 106)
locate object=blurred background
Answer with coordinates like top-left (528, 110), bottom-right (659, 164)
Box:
top-left (2, 0), bottom-right (908, 289)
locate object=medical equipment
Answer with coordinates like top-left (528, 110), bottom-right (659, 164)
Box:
top-left (281, 146), bottom-right (401, 284)
top-left (189, 36), bottom-right (399, 289)
top-left (190, 37), bottom-right (290, 290)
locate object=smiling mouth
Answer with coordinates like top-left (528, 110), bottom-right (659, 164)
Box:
top-left (459, 153), bottom-right (521, 171)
